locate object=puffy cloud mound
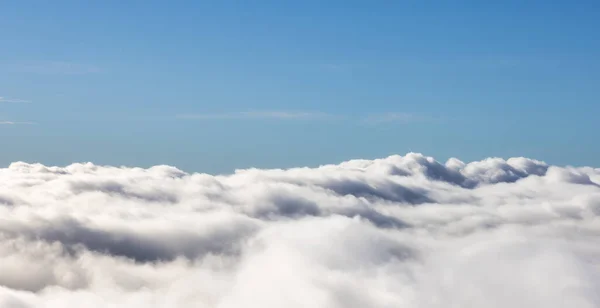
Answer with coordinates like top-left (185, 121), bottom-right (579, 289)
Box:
top-left (0, 153), bottom-right (599, 307)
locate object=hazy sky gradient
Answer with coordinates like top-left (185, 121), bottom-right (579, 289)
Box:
top-left (1, 1), bottom-right (599, 173)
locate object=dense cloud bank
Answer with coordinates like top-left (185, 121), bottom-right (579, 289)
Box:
top-left (0, 153), bottom-right (599, 307)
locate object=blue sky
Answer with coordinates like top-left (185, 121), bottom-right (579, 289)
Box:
top-left (1, 1), bottom-right (599, 173)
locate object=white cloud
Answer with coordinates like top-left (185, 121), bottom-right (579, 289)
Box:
top-left (363, 112), bottom-right (434, 124)
top-left (0, 121), bottom-right (36, 125)
top-left (177, 111), bottom-right (332, 120)
top-left (176, 111), bottom-right (436, 124)
top-left (0, 97), bottom-right (30, 103)
top-left (15, 62), bottom-right (102, 75)
top-left (0, 153), bottom-right (599, 307)
top-left (1, 96), bottom-right (34, 125)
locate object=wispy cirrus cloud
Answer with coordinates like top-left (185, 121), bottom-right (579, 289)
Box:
top-left (0, 121), bottom-right (37, 125)
top-left (362, 112), bottom-right (435, 124)
top-left (1, 96), bottom-right (35, 125)
top-left (177, 111), bottom-right (334, 120)
top-left (175, 110), bottom-right (439, 126)
top-left (14, 61), bottom-right (102, 75)
top-left (0, 97), bottom-right (30, 103)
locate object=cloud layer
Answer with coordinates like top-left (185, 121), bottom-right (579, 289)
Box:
top-left (0, 153), bottom-right (599, 307)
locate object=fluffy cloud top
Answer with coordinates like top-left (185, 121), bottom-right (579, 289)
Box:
top-left (0, 153), bottom-right (599, 307)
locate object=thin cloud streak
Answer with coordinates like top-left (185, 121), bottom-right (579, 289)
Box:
top-left (0, 97), bottom-right (30, 103)
top-left (177, 111), bottom-right (333, 120)
top-left (176, 111), bottom-right (439, 125)
top-left (363, 112), bottom-right (435, 124)
top-left (0, 121), bottom-right (37, 125)
top-left (14, 61), bottom-right (102, 75)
